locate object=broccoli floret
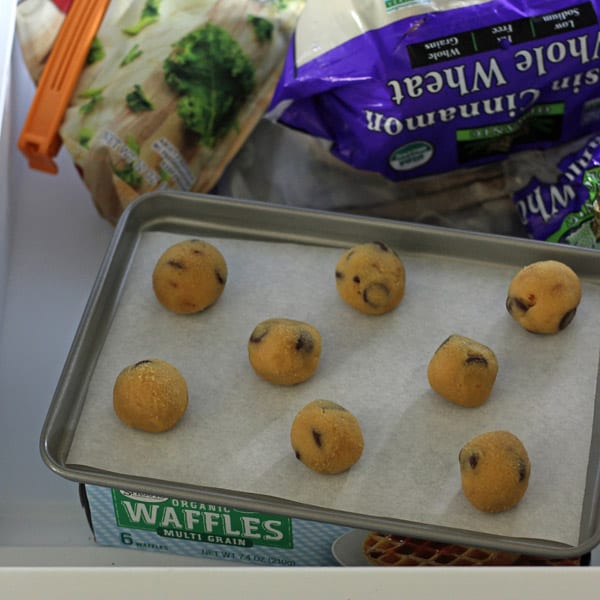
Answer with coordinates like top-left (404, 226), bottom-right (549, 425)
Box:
top-left (176, 90), bottom-right (238, 148)
top-left (79, 128), bottom-right (95, 148)
top-left (248, 16), bottom-right (273, 44)
top-left (112, 135), bottom-right (143, 188)
top-left (79, 87), bottom-right (104, 114)
top-left (123, 0), bottom-right (160, 36)
top-left (125, 134), bottom-right (140, 154)
top-left (86, 37), bottom-right (105, 65)
top-left (113, 163), bottom-right (143, 188)
top-left (158, 165), bottom-right (171, 184)
top-left (163, 24), bottom-right (255, 146)
top-left (126, 84), bottom-right (154, 112)
top-left (120, 44), bottom-right (143, 67)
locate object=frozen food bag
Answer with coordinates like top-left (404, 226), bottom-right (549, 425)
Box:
top-left (507, 133), bottom-right (600, 247)
top-left (267, 0), bottom-right (600, 183)
top-left (16, 0), bottom-right (304, 223)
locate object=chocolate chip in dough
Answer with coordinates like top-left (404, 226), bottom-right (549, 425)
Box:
top-left (459, 431), bottom-right (531, 513)
top-left (506, 260), bottom-right (581, 334)
top-left (290, 400), bottom-right (364, 474)
top-left (335, 242), bottom-right (405, 315)
top-left (153, 239), bottom-right (228, 314)
top-left (427, 334), bottom-right (498, 407)
top-left (247, 318), bottom-right (322, 385)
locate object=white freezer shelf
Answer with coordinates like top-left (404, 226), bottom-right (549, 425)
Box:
top-left (0, 0), bottom-right (16, 329)
top-left (0, 8), bottom-right (598, 582)
top-left (1, 567), bottom-right (600, 600)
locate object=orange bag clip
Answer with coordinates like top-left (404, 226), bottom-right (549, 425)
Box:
top-left (18, 0), bottom-right (111, 174)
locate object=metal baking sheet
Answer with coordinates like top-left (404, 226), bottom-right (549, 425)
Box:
top-left (41, 191), bottom-right (600, 559)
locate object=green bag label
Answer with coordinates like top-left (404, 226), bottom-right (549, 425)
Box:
top-left (112, 490), bottom-right (293, 549)
top-left (455, 102), bottom-right (564, 163)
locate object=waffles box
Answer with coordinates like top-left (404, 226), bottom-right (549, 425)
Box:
top-left (80, 485), bottom-right (353, 566)
top-left (80, 485), bottom-right (589, 567)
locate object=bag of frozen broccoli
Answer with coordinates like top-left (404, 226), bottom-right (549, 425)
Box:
top-left (16, 0), bottom-right (304, 223)
top-left (267, 0), bottom-right (600, 183)
top-left (507, 133), bottom-right (600, 247)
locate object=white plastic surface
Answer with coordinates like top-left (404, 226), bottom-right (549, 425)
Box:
top-left (0, 10), bottom-right (598, 596)
top-left (0, 567), bottom-right (600, 600)
top-left (0, 0), bottom-right (16, 326)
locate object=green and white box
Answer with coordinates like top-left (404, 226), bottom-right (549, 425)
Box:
top-left (83, 485), bottom-right (353, 566)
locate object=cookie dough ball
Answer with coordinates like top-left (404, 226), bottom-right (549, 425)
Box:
top-left (248, 318), bottom-right (322, 385)
top-left (113, 359), bottom-right (188, 433)
top-left (152, 239), bottom-right (227, 314)
top-left (335, 241), bottom-right (405, 315)
top-left (290, 400), bottom-right (364, 474)
top-left (427, 335), bottom-right (498, 407)
top-left (506, 260), bottom-right (581, 334)
top-left (459, 431), bottom-right (531, 513)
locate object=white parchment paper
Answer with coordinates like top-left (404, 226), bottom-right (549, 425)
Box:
top-left (67, 233), bottom-right (600, 546)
